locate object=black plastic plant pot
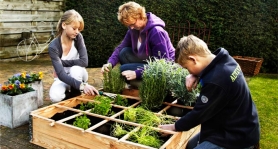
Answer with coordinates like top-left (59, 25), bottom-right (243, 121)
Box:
top-left (50, 110), bottom-right (78, 121)
top-left (165, 106), bottom-right (191, 117)
top-left (93, 121), bottom-right (115, 136)
top-left (163, 92), bottom-right (177, 103)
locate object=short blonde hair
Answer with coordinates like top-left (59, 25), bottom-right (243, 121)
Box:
top-left (176, 35), bottom-right (211, 65)
top-left (117, 1), bottom-right (147, 26)
top-left (56, 9), bottom-right (84, 37)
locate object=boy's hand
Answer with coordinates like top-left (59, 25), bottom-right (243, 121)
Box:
top-left (186, 74), bottom-right (198, 92)
top-left (158, 124), bottom-right (176, 131)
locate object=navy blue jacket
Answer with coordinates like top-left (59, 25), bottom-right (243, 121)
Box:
top-left (175, 48), bottom-right (260, 148)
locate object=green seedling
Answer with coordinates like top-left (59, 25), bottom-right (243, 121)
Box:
top-left (73, 114), bottom-right (91, 130)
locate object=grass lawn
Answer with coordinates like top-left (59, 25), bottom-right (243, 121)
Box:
top-left (247, 73), bottom-right (278, 148)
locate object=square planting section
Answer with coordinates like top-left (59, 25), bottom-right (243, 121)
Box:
top-left (30, 92), bottom-right (200, 149)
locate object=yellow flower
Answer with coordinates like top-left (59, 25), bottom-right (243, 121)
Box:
top-left (21, 72), bottom-right (26, 79)
top-left (39, 71), bottom-right (43, 79)
top-left (20, 84), bottom-right (25, 89)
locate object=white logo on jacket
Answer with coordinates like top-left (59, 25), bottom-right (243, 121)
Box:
top-left (201, 95), bottom-right (208, 103)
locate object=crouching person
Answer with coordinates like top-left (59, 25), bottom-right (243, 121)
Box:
top-left (159, 35), bottom-right (260, 149)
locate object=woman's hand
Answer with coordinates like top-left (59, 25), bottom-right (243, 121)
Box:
top-left (83, 84), bottom-right (99, 96)
top-left (186, 74), bottom-right (198, 92)
top-left (101, 63), bottom-right (112, 73)
top-left (53, 70), bottom-right (58, 78)
top-left (122, 70), bottom-right (136, 80)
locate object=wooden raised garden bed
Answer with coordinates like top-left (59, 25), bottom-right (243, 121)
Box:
top-left (30, 92), bottom-right (199, 149)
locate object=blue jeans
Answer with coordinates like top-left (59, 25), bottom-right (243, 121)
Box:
top-left (186, 133), bottom-right (225, 149)
top-left (186, 133), bottom-right (255, 149)
top-left (119, 47), bottom-right (147, 72)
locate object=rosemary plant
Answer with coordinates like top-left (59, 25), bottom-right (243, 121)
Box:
top-left (103, 64), bottom-right (126, 94)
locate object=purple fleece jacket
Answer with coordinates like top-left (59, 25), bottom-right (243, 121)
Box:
top-left (108, 12), bottom-right (175, 79)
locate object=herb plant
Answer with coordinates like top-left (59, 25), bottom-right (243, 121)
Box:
top-left (129, 126), bottom-right (162, 148)
top-left (111, 123), bottom-right (129, 137)
top-left (124, 107), bottom-right (161, 127)
top-left (113, 94), bottom-right (128, 106)
top-left (91, 95), bottom-right (112, 116)
top-left (73, 114), bottom-right (91, 130)
top-left (166, 63), bottom-right (198, 106)
top-left (139, 58), bottom-right (172, 109)
top-left (103, 64), bottom-right (126, 94)
top-left (79, 102), bottom-right (93, 111)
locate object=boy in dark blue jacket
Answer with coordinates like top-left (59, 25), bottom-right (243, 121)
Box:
top-left (159, 35), bottom-right (260, 149)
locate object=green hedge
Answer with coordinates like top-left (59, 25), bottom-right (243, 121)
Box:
top-left (64, 0), bottom-right (277, 73)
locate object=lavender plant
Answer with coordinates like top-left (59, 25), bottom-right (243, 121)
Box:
top-left (166, 63), bottom-right (197, 106)
top-left (139, 58), bottom-right (172, 109)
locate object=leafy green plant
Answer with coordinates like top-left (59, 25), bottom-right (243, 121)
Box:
top-left (73, 114), bottom-right (91, 130)
top-left (79, 102), bottom-right (93, 111)
top-left (139, 58), bottom-right (172, 109)
top-left (103, 64), bottom-right (126, 94)
top-left (91, 95), bottom-right (112, 116)
top-left (113, 94), bottom-right (128, 106)
top-left (167, 63), bottom-right (198, 106)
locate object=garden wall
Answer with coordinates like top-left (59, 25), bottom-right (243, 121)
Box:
top-left (0, 0), bottom-right (64, 60)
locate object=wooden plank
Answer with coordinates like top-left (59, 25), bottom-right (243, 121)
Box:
top-left (32, 117), bottom-right (118, 149)
top-left (0, 14), bottom-right (60, 22)
top-left (0, 1), bottom-right (62, 11)
top-left (32, 125), bottom-right (89, 149)
top-left (1, 32), bottom-right (54, 46)
top-left (0, 45), bottom-right (49, 59)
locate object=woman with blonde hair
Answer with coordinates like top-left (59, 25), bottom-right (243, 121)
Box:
top-left (101, 1), bottom-right (175, 86)
top-left (48, 9), bottom-right (98, 102)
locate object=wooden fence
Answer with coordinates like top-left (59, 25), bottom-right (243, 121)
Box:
top-left (0, 0), bottom-right (64, 61)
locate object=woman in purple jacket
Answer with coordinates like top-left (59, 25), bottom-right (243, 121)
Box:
top-left (101, 1), bottom-right (175, 86)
